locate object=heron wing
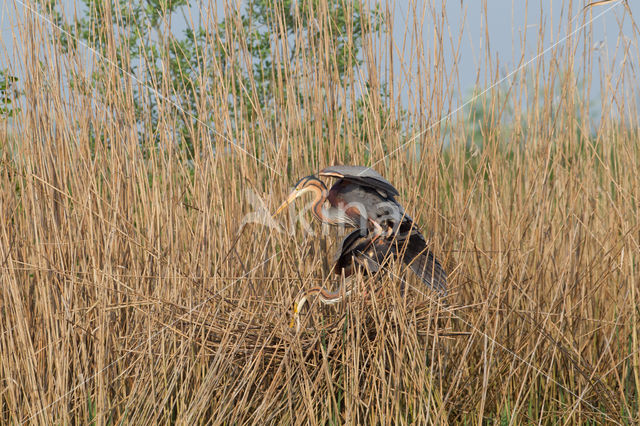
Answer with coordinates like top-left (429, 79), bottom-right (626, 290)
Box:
top-left (334, 224), bottom-right (448, 296)
top-left (320, 165), bottom-right (399, 197)
top-left (334, 229), bottom-right (392, 275)
top-left (329, 182), bottom-right (407, 226)
top-left (392, 222), bottom-right (448, 295)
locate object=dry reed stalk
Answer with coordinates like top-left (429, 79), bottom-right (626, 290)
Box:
top-left (0, 0), bottom-right (638, 423)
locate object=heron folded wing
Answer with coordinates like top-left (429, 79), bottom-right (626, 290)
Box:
top-left (320, 165), bottom-right (400, 197)
top-left (395, 229), bottom-right (448, 296)
top-left (334, 228), bottom-right (393, 275)
top-left (331, 206), bottom-right (448, 297)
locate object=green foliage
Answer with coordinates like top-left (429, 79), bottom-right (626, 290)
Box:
top-left (37, 0), bottom-right (384, 158)
top-left (0, 69), bottom-right (19, 118)
top-left (238, 0), bottom-right (380, 107)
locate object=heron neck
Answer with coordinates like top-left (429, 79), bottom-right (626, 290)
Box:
top-left (311, 188), bottom-right (337, 224)
top-left (317, 203), bottom-right (348, 225)
top-left (318, 285), bottom-right (353, 304)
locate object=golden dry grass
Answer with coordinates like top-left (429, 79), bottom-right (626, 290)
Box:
top-left (1, 0), bottom-right (639, 423)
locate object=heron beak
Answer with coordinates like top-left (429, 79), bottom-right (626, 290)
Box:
top-left (289, 302), bottom-right (298, 329)
top-left (274, 187), bottom-right (310, 216)
top-left (274, 190), bottom-right (298, 216)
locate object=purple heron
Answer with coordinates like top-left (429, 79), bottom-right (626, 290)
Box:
top-left (274, 165), bottom-right (404, 233)
top-left (275, 166), bottom-right (447, 329)
top-left (276, 166), bottom-right (447, 290)
top-left (290, 219), bottom-right (448, 330)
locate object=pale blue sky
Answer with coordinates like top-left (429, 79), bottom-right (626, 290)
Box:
top-left (386, 1), bottom-right (638, 113)
top-left (1, 1), bottom-right (637, 110)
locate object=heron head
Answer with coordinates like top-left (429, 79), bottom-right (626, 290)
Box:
top-left (274, 175), bottom-right (327, 216)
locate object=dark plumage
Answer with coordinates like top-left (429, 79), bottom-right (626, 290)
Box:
top-left (334, 223), bottom-right (447, 296)
top-left (320, 165), bottom-right (399, 197)
top-left (334, 228), bottom-right (390, 276)
top-left (276, 165), bottom-right (448, 296)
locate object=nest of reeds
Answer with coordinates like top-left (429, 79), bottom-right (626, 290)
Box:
top-left (123, 274), bottom-right (470, 422)
top-left (165, 287), bottom-right (461, 381)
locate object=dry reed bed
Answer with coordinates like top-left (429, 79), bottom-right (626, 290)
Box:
top-left (1, 0), bottom-right (639, 423)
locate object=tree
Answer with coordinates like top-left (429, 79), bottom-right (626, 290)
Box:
top-left (38, 0), bottom-right (384, 159)
top-left (0, 69), bottom-right (19, 118)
